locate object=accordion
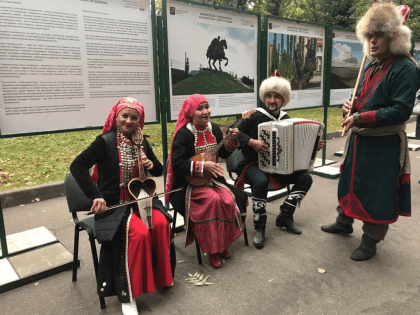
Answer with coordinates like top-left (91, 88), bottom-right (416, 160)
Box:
top-left (258, 118), bottom-right (325, 174)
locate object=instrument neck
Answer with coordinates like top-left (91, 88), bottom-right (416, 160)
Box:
top-left (132, 129), bottom-right (147, 181)
top-left (210, 117), bottom-right (244, 156)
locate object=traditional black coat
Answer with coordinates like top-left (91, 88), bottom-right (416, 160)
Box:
top-left (236, 108), bottom-right (289, 175)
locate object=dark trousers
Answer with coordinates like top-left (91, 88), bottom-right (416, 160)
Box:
top-left (245, 164), bottom-right (313, 200)
top-left (416, 116), bottom-right (420, 138)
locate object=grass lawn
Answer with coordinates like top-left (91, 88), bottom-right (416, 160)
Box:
top-left (0, 106), bottom-right (342, 191)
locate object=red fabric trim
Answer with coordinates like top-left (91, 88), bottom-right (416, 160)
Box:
top-left (400, 173), bottom-right (410, 185)
top-left (294, 121), bottom-right (320, 125)
top-left (235, 161), bottom-right (257, 190)
top-left (356, 57), bottom-right (395, 112)
top-left (350, 134), bottom-right (358, 193)
top-left (268, 175), bottom-right (286, 190)
top-left (360, 111), bottom-right (377, 127)
top-left (339, 163), bottom-right (343, 173)
top-left (399, 212), bottom-right (411, 217)
top-left (338, 195), bottom-right (399, 224)
top-left (235, 161), bottom-right (285, 191)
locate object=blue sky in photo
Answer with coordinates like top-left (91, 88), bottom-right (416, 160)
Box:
top-left (332, 41), bottom-right (364, 62)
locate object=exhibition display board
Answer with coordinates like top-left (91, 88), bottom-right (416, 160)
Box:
top-left (163, 0), bottom-right (260, 121)
top-left (413, 41), bottom-right (420, 65)
top-left (0, 0), bottom-right (159, 136)
top-left (329, 30), bottom-right (365, 106)
top-left (266, 18), bottom-right (325, 110)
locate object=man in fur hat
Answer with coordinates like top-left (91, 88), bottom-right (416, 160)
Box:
top-left (322, 2), bottom-right (420, 261)
top-left (235, 70), bottom-right (324, 248)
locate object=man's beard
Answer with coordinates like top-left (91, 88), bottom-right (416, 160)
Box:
top-left (267, 103), bottom-right (282, 113)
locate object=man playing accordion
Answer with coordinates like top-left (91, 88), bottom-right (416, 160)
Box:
top-left (235, 71), bottom-right (324, 248)
top-left (322, 2), bottom-right (420, 261)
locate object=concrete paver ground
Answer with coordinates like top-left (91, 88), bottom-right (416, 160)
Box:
top-left (1, 122), bottom-right (420, 315)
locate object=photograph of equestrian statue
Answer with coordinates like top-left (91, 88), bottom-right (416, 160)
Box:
top-left (268, 33), bottom-right (322, 91)
top-left (330, 40), bottom-right (364, 89)
top-left (168, 21), bottom-right (257, 96)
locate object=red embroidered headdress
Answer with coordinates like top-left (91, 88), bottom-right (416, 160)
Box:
top-left (91, 97), bottom-right (145, 184)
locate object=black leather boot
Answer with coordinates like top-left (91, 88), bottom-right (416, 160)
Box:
top-left (276, 205), bottom-right (302, 235)
top-left (252, 197), bottom-right (267, 248)
top-left (321, 213), bottom-right (354, 235)
top-left (351, 233), bottom-right (380, 261)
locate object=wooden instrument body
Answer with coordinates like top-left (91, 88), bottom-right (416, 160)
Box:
top-left (127, 129), bottom-right (156, 229)
top-left (128, 177), bottom-right (156, 229)
top-left (185, 150), bottom-right (218, 187)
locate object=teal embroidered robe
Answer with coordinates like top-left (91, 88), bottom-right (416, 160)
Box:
top-left (338, 56), bottom-right (419, 224)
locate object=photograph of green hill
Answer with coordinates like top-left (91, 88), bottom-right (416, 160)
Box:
top-left (171, 71), bottom-right (253, 95)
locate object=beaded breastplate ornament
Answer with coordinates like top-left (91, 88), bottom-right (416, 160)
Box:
top-left (192, 123), bottom-right (217, 155)
top-left (117, 130), bottom-right (140, 203)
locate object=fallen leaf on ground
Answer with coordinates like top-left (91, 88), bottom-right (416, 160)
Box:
top-left (318, 268), bottom-right (326, 274)
top-left (268, 279), bottom-right (274, 282)
top-left (186, 272), bottom-right (213, 286)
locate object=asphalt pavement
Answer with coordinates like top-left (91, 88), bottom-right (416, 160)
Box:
top-left (1, 120), bottom-right (420, 315)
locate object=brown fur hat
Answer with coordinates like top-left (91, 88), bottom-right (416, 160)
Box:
top-left (356, 2), bottom-right (412, 56)
top-left (259, 71), bottom-right (292, 106)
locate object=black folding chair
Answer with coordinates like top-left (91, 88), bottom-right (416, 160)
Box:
top-left (65, 172), bottom-right (176, 309)
top-left (64, 172), bottom-right (106, 309)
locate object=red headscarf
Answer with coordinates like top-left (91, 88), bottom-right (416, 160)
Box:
top-left (165, 94), bottom-right (208, 201)
top-left (91, 97), bottom-right (145, 183)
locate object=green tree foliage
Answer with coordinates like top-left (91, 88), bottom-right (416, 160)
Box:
top-left (321, 0), bottom-right (355, 28)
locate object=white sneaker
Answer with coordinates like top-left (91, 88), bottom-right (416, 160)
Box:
top-left (121, 300), bottom-right (138, 315)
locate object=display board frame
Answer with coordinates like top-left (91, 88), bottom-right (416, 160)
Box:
top-left (162, 0), bottom-right (261, 122)
top-left (0, 0), bottom-right (161, 138)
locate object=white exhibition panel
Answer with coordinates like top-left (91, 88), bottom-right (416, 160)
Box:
top-left (413, 42), bottom-right (420, 65)
top-left (166, 1), bottom-right (258, 121)
top-left (0, 0), bottom-right (157, 135)
top-left (329, 30), bottom-right (365, 106)
top-left (267, 19), bottom-right (325, 110)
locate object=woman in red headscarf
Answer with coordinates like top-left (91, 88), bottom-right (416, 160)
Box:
top-left (166, 94), bottom-right (248, 268)
top-left (70, 97), bottom-right (172, 315)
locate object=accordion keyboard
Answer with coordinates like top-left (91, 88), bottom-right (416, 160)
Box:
top-left (259, 129), bottom-right (270, 168)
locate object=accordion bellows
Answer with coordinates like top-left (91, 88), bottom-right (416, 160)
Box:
top-left (258, 119), bottom-right (325, 175)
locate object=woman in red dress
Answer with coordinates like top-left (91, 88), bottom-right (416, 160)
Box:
top-left (70, 97), bottom-right (173, 314)
top-left (166, 94), bottom-right (248, 268)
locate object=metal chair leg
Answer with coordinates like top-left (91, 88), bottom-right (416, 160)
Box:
top-left (242, 216), bottom-right (249, 246)
top-left (195, 238), bottom-right (202, 264)
top-left (72, 226), bottom-right (80, 282)
top-left (89, 236), bottom-right (106, 309)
